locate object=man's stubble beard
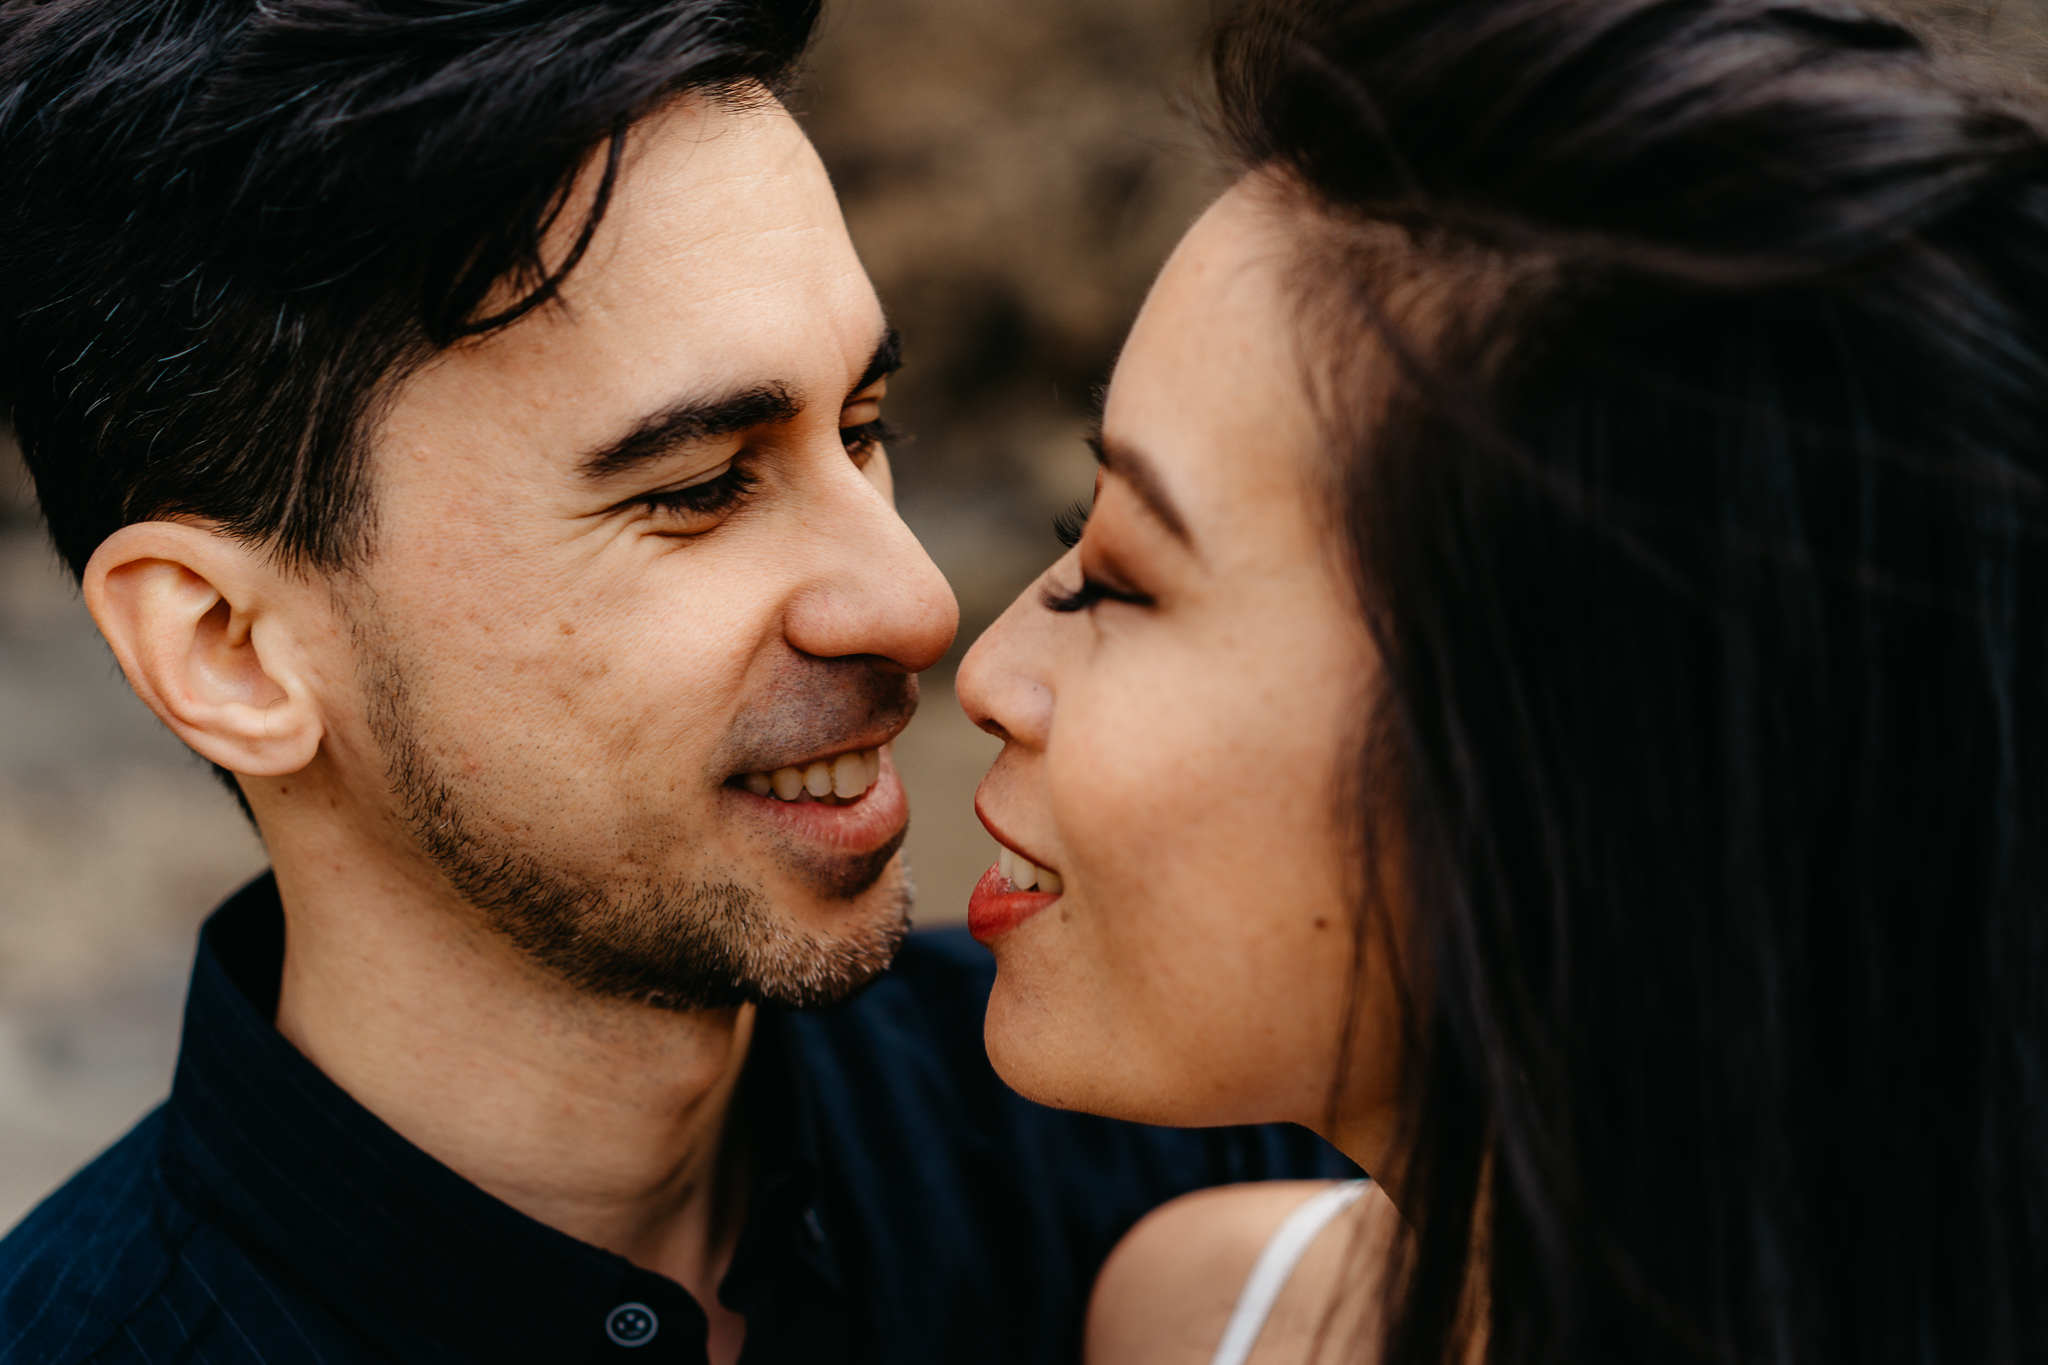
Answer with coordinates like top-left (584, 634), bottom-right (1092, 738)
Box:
top-left (357, 625), bottom-right (912, 1012)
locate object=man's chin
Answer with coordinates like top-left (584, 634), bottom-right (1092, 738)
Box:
top-left (776, 827), bottom-right (910, 908)
top-left (496, 862), bottom-right (915, 1015)
top-left (720, 857), bottom-right (914, 1011)
top-left (409, 803), bottom-right (915, 1014)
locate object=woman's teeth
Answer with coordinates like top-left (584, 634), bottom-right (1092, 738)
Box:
top-left (741, 748), bottom-right (882, 805)
top-left (997, 845), bottom-right (1063, 895)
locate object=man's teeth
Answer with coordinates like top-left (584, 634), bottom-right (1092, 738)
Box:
top-left (741, 749), bottom-right (882, 804)
top-left (997, 845), bottom-right (1063, 895)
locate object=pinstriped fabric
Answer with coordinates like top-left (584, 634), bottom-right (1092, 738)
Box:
top-left (0, 1119), bottom-right (360, 1364)
top-left (84, 1225), bottom-right (360, 1365)
top-left (0, 874), bottom-right (1354, 1365)
top-left (0, 880), bottom-right (715, 1365)
top-left (161, 952), bottom-right (635, 1362)
top-left (0, 1114), bottom-right (187, 1363)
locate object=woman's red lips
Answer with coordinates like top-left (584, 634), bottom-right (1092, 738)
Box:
top-left (970, 803), bottom-right (1063, 941)
top-left (968, 863), bottom-right (1062, 942)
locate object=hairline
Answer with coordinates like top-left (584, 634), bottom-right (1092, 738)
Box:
top-left (251, 83), bottom-right (795, 582)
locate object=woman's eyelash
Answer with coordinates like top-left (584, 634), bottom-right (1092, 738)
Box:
top-left (1042, 575), bottom-right (1153, 613)
top-left (1053, 501), bottom-right (1091, 549)
top-left (1045, 502), bottom-right (1148, 611)
top-left (642, 462), bottom-right (759, 519)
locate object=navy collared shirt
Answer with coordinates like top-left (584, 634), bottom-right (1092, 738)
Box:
top-left (0, 875), bottom-right (1350, 1364)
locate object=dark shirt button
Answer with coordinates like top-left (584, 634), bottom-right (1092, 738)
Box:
top-left (605, 1303), bottom-right (659, 1347)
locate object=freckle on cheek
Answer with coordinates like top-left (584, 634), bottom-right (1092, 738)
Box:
top-left (558, 621), bottom-right (576, 635)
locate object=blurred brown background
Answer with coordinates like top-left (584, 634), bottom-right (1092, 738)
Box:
top-left (3, 0), bottom-right (2045, 1229)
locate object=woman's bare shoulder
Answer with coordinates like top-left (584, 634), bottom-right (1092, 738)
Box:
top-left (1084, 1180), bottom-right (1394, 1365)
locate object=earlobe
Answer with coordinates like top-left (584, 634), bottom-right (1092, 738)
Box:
top-left (83, 522), bottom-right (326, 777)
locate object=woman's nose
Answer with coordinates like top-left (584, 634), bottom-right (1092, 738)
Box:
top-left (956, 565), bottom-right (1063, 750)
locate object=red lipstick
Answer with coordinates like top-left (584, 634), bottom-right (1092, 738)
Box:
top-left (970, 806), bottom-right (1065, 941)
top-left (967, 863), bottom-right (1063, 942)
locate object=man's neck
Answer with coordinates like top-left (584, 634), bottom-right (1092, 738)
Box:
top-left (268, 849), bottom-right (756, 1356)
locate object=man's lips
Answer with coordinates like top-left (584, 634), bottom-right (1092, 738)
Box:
top-left (732, 744), bottom-right (886, 805)
top-left (727, 745), bottom-right (908, 855)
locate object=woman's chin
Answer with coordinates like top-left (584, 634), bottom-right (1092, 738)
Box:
top-left (981, 970), bottom-right (1293, 1130)
top-left (982, 972), bottom-right (1154, 1121)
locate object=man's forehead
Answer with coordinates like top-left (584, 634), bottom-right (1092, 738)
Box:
top-left (377, 98), bottom-right (882, 484)
top-left (533, 100), bottom-right (869, 352)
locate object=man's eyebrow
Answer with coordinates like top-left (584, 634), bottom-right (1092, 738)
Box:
top-left (854, 326), bottom-right (903, 396)
top-left (578, 384), bottom-right (799, 480)
top-left (1086, 427), bottom-right (1194, 548)
top-left (578, 327), bottom-right (900, 482)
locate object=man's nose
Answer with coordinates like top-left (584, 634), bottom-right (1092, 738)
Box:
top-left (781, 460), bottom-right (958, 671)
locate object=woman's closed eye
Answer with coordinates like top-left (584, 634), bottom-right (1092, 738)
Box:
top-left (1044, 500), bottom-right (1153, 612)
top-left (1042, 575), bottom-right (1153, 613)
top-left (1054, 500), bottom-right (1091, 549)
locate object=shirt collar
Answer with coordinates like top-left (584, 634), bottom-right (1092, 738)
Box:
top-left (161, 873), bottom-right (829, 1364)
top-left (718, 1009), bottom-right (838, 1317)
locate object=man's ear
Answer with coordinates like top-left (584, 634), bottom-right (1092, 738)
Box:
top-left (84, 521), bottom-right (327, 777)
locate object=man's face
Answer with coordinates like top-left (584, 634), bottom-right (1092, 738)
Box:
top-left (324, 97), bottom-right (956, 1010)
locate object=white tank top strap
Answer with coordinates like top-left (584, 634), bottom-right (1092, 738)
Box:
top-left (1208, 1180), bottom-right (1371, 1365)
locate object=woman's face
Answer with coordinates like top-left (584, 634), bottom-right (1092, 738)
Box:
top-left (956, 182), bottom-right (1400, 1153)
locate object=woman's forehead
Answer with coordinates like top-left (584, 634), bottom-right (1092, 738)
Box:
top-left (1100, 185), bottom-right (1333, 553)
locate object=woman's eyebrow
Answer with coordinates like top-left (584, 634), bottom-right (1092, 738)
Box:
top-left (1087, 428), bottom-right (1194, 548)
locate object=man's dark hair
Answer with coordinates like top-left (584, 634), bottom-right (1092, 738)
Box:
top-left (1214, 0), bottom-right (2048, 1361)
top-left (0, 0), bottom-right (820, 579)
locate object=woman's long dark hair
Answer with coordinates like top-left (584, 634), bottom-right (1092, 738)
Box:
top-left (1214, 1), bottom-right (2048, 1360)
